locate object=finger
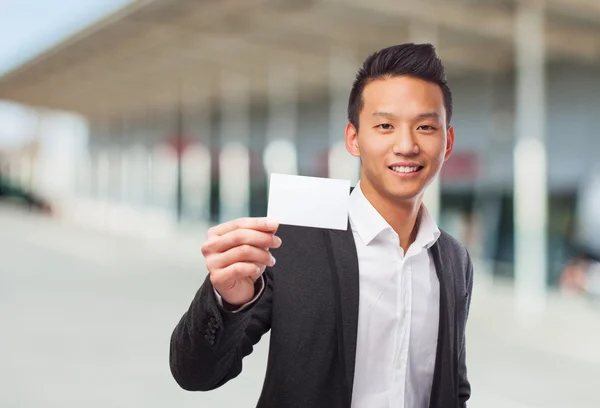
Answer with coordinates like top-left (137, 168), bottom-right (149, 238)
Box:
top-left (254, 262), bottom-right (267, 278)
top-left (204, 229), bottom-right (282, 255)
top-left (207, 217), bottom-right (279, 238)
top-left (209, 244), bottom-right (275, 271)
top-left (248, 263), bottom-right (267, 283)
top-left (212, 262), bottom-right (265, 285)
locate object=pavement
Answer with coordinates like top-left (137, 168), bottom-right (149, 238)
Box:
top-left (1, 205), bottom-right (600, 408)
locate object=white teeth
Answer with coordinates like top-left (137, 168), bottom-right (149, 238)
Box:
top-left (391, 166), bottom-right (419, 173)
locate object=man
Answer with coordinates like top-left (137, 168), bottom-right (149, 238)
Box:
top-left (0, 165), bottom-right (52, 214)
top-left (561, 164), bottom-right (600, 300)
top-left (170, 43), bottom-right (474, 408)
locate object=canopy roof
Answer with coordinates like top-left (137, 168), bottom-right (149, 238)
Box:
top-left (1, 0), bottom-right (599, 120)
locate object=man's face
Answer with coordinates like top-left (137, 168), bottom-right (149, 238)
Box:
top-left (345, 75), bottom-right (454, 204)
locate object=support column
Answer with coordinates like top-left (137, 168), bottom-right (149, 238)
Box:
top-left (514, 0), bottom-right (548, 316)
top-left (410, 24), bottom-right (441, 222)
top-left (328, 48), bottom-right (359, 184)
top-left (181, 88), bottom-right (212, 223)
top-left (108, 119), bottom-right (122, 204)
top-left (175, 85), bottom-right (184, 222)
top-left (263, 62), bottom-right (299, 177)
top-left (219, 72), bottom-right (251, 223)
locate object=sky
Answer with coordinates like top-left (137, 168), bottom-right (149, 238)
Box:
top-left (0, 0), bottom-right (132, 147)
top-left (0, 0), bottom-right (132, 75)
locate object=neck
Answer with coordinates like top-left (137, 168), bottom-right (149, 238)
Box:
top-left (360, 181), bottom-right (423, 253)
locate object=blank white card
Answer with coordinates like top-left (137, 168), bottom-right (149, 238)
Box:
top-left (267, 173), bottom-right (350, 231)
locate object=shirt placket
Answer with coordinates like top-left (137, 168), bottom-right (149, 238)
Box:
top-left (392, 248), bottom-right (412, 406)
top-left (401, 257), bottom-right (414, 407)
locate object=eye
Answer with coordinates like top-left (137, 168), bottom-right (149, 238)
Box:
top-left (417, 125), bottom-right (437, 131)
top-left (376, 123), bottom-right (394, 130)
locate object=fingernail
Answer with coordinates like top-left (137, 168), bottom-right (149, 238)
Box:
top-left (273, 236), bottom-right (282, 246)
top-left (256, 266), bottom-right (262, 275)
top-left (270, 255), bottom-right (276, 266)
top-left (266, 218), bottom-right (278, 228)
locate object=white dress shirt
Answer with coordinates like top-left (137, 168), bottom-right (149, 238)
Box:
top-left (349, 181), bottom-right (440, 408)
top-left (215, 181), bottom-right (441, 407)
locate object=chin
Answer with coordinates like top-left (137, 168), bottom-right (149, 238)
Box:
top-left (382, 185), bottom-right (424, 202)
top-left (390, 191), bottom-right (423, 202)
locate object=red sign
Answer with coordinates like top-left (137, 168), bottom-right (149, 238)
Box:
top-left (441, 152), bottom-right (479, 181)
top-left (165, 134), bottom-right (194, 157)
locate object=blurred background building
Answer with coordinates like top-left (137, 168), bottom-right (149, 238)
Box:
top-left (1, 1), bottom-right (600, 406)
top-left (3, 0), bottom-right (600, 296)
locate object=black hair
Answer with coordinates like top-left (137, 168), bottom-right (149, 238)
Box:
top-left (347, 43), bottom-right (452, 129)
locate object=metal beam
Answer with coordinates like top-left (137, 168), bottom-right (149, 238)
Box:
top-left (546, 0), bottom-right (600, 23)
top-left (327, 0), bottom-right (600, 61)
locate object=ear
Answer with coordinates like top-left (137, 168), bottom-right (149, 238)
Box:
top-left (345, 122), bottom-right (360, 157)
top-left (444, 126), bottom-right (455, 161)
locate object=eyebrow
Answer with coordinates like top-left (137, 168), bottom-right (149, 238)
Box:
top-left (416, 112), bottom-right (441, 121)
top-left (372, 111), bottom-right (398, 119)
top-left (372, 111), bottom-right (441, 121)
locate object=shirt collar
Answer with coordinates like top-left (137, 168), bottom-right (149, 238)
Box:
top-left (415, 203), bottom-right (441, 250)
top-left (349, 180), bottom-right (441, 248)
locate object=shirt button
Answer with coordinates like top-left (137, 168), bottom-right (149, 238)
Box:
top-left (396, 356), bottom-right (406, 369)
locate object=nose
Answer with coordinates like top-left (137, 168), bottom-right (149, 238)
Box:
top-left (392, 128), bottom-right (419, 156)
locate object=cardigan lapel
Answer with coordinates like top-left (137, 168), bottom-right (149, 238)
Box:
top-left (428, 234), bottom-right (457, 407)
top-left (326, 224), bottom-right (360, 399)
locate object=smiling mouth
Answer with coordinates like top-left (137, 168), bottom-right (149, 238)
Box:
top-left (389, 165), bottom-right (424, 174)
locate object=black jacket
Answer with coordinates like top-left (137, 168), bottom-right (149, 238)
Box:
top-left (170, 223), bottom-right (473, 408)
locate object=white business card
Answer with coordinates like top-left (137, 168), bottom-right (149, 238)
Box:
top-left (267, 173), bottom-right (350, 230)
